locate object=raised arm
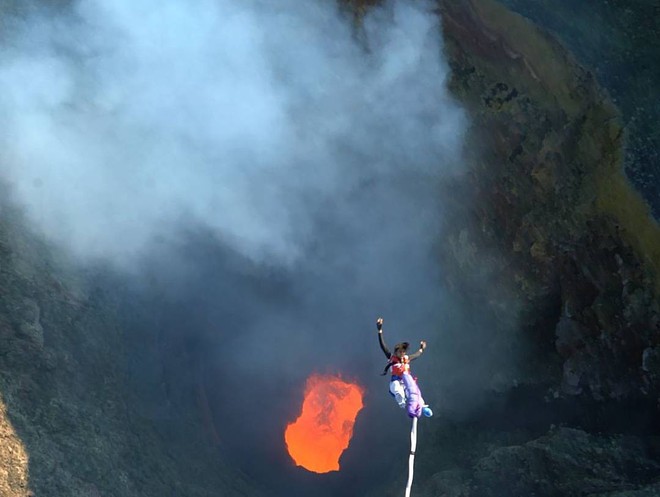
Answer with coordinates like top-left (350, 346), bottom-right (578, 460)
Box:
top-left (408, 340), bottom-right (427, 361)
top-left (376, 317), bottom-right (391, 359)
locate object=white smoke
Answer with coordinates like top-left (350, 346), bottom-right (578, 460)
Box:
top-left (0, 0), bottom-right (465, 267)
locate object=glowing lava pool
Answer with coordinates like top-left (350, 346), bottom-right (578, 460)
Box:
top-left (284, 374), bottom-right (364, 473)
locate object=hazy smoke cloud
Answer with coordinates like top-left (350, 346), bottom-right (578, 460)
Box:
top-left (0, 0), bottom-right (464, 266)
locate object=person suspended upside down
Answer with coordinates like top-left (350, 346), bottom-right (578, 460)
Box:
top-left (377, 317), bottom-right (432, 418)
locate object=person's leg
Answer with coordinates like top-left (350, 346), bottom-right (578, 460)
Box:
top-left (402, 373), bottom-right (433, 418)
top-left (389, 379), bottom-right (406, 408)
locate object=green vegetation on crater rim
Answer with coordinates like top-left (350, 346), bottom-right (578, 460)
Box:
top-left (440, 0), bottom-right (660, 293)
top-left (498, 0), bottom-right (660, 219)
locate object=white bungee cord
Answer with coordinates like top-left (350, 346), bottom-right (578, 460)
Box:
top-left (404, 416), bottom-right (418, 497)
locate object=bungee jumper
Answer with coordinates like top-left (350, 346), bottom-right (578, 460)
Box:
top-left (377, 317), bottom-right (432, 418)
top-left (376, 317), bottom-right (432, 497)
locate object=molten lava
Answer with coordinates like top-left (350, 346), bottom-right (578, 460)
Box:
top-left (285, 374), bottom-right (364, 473)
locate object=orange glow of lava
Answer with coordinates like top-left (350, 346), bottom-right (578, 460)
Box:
top-left (284, 374), bottom-right (364, 473)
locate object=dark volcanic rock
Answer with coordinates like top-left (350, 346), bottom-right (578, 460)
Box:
top-left (0, 202), bottom-right (262, 497)
top-left (424, 428), bottom-right (660, 497)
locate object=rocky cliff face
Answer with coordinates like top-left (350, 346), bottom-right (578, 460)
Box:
top-left (419, 0), bottom-right (660, 494)
top-left (437, 0), bottom-right (660, 403)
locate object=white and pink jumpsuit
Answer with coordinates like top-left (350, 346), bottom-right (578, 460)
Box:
top-left (379, 333), bottom-right (427, 419)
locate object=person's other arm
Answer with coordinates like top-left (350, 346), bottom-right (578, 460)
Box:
top-left (408, 340), bottom-right (427, 361)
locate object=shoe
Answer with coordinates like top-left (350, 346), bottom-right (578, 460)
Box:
top-left (422, 406), bottom-right (433, 417)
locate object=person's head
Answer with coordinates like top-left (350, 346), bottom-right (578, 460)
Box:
top-left (393, 342), bottom-right (409, 358)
